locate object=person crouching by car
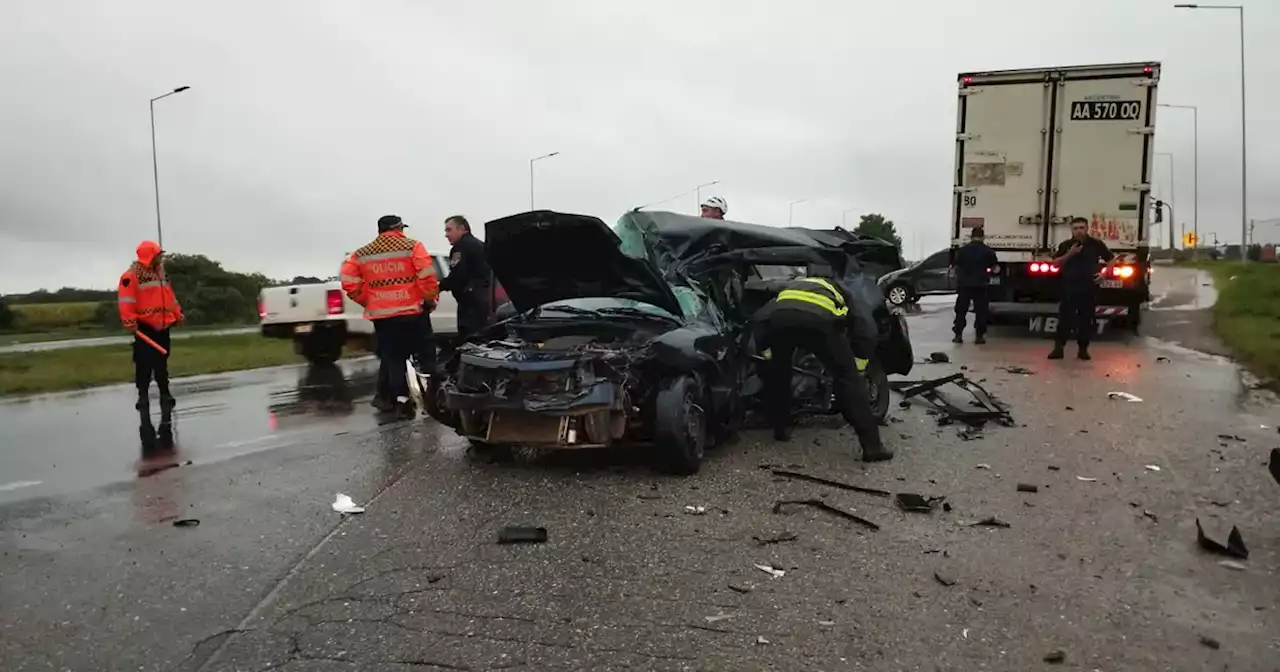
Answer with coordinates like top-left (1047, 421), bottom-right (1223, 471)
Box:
top-left (749, 276), bottom-right (892, 462)
top-left (340, 215), bottom-right (439, 419)
top-left (951, 226), bottom-right (998, 344)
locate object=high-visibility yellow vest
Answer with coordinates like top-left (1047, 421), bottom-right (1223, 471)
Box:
top-left (775, 277), bottom-right (849, 317)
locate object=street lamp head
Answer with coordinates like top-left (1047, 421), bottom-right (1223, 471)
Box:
top-left (174, 86), bottom-right (190, 93)
top-left (1173, 4), bottom-right (1199, 8)
top-left (547, 151), bottom-right (560, 158)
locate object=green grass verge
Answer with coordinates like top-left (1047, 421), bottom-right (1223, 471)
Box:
top-left (0, 333), bottom-right (306, 397)
top-left (1191, 261), bottom-right (1280, 382)
top-left (9, 302), bottom-right (101, 330)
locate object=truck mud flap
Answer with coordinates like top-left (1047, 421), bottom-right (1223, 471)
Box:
top-left (889, 374), bottom-right (1014, 428)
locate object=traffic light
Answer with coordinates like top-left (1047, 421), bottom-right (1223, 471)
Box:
top-left (1153, 200), bottom-right (1164, 223)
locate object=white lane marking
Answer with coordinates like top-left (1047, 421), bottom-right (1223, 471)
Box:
top-left (0, 480), bottom-right (43, 493)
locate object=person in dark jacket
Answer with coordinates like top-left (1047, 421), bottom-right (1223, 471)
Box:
top-left (440, 215), bottom-right (492, 340)
top-left (951, 227), bottom-right (999, 344)
top-left (749, 275), bottom-right (892, 462)
top-left (1049, 216), bottom-right (1117, 361)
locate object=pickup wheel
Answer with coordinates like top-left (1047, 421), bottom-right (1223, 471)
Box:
top-left (864, 359), bottom-right (891, 424)
top-left (653, 374), bottom-right (707, 475)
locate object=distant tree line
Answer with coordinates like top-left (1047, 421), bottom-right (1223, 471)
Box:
top-left (0, 255), bottom-right (332, 333)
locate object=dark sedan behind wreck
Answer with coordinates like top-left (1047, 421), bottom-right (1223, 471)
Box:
top-left (427, 210), bottom-right (913, 475)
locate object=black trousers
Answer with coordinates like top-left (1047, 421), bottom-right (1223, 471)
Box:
top-left (953, 285), bottom-right (990, 336)
top-left (373, 315), bottom-right (421, 402)
top-left (1056, 286), bottom-right (1098, 348)
top-left (757, 310), bottom-right (882, 446)
top-left (133, 324), bottom-right (172, 395)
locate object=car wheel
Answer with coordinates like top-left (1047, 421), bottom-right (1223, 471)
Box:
top-left (654, 374), bottom-right (707, 475)
top-left (864, 360), bottom-right (891, 423)
top-left (886, 283), bottom-right (913, 307)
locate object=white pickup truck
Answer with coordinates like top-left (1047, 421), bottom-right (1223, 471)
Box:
top-left (259, 254), bottom-right (458, 366)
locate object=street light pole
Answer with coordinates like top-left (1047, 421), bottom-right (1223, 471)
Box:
top-left (1174, 4), bottom-right (1247, 262)
top-left (1159, 104), bottom-right (1199, 256)
top-left (1156, 152), bottom-right (1176, 249)
top-left (149, 86), bottom-right (190, 250)
top-left (841, 207), bottom-right (859, 228)
top-left (529, 151), bottom-right (560, 211)
top-left (694, 180), bottom-right (720, 209)
top-left (788, 199), bottom-right (807, 226)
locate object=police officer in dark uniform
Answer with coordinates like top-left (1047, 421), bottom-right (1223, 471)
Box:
top-left (1049, 216), bottom-right (1117, 361)
top-left (951, 227), bottom-right (998, 344)
top-left (751, 276), bottom-right (892, 462)
top-left (440, 215), bottom-right (492, 340)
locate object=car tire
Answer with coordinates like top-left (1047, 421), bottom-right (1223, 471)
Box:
top-left (863, 359), bottom-right (891, 423)
top-left (886, 283), bottom-right (914, 307)
top-left (653, 374), bottom-right (707, 475)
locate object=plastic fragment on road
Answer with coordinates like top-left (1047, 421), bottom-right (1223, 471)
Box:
top-left (964, 516), bottom-right (1010, 528)
top-left (773, 498), bottom-right (880, 531)
top-left (704, 612), bottom-right (737, 623)
top-left (684, 505), bottom-right (707, 515)
top-left (895, 493), bottom-right (944, 513)
top-left (1218, 560), bottom-right (1247, 571)
top-left (1144, 465), bottom-right (1161, 472)
top-left (1195, 518), bottom-right (1248, 559)
top-left (770, 469), bottom-right (891, 497)
top-left (331, 493), bottom-right (365, 514)
top-left (1107, 391), bottom-right (1143, 402)
top-left (754, 563), bottom-right (786, 579)
top-left (1076, 476), bottom-right (1097, 482)
top-left (755, 636), bottom-right (770, 645)
top-left (975, 463), bottom-right (991, 470)
top-left (497, 526), bottom-right (548, 544)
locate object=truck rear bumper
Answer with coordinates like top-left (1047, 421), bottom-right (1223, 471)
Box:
top-left (990, 302), bottom-right (1130, 316)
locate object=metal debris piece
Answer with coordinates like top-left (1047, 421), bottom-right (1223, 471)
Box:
top-left (728, 583), bottom-right (753, 594)
top-left (1198, 635), bottom-right (1221, 650)
top-left (331, 493), bottom-right (365, 514)
top-left (753, 532), bottom-right (798, 545)
top-left (1016, 483), bottom-right (1038, 493)
top-left (933, 570), bottom-right (957, 587)
top-left (773, 498), bottom-right (880, 531)
top-left (704, 612), bottom-right (738, 623)
top-left (895, 493), bottom-right (944, 513)
top-left (889, 374), bottom-right (1014, 428)
top-left (1044, 650), bottom-right (1066, 664)
top-left (927, 352), bottom-right (950, 363)
top-left (770, 469), bottom-right (891, 497)
top-left (172, 519), bottom-right (200, 528)
top-left (976, 463), bottom-right (991, 470)
top-left (1195, 518), bottom-right (1248, 559)
top-left (684, 505), bottom-right (707, 515)
top-left (1218, 560), bottom-right (1247, 571)
top-left (754, 563), bottom-right (786, 579)
top-left (1217, 433), bottom-right (1245, 442)
top-left (1143, 465), bottom-right (1161, 472)
top-left (965, 516), bottom-right (1010, 528)
top-left (497, 526), bottom-right (548, 544)
top-left (1156, 356), bottom-right (1170, 363)
top-left (1142, 510), bottom-right (1158, 522)
top-left (1107, 391), bottom-right (1143, 402)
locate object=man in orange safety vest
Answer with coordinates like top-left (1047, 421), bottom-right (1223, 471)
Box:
top-left (118, 240), bottom-right (184, 412)
top-left (340, 215), bottom-right (440, 418)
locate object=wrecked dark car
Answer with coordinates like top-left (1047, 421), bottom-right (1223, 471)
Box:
top-left (429, 211), bottom-right (739, 474)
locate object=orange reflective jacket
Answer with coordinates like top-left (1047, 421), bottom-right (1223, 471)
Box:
top-left (339, 231), bottom-right (439, 320)
top-left (118, 242), bottom-right (183, 330)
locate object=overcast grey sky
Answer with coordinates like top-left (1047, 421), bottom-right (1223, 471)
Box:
top-left (2, 0), bottom-right (1277, 293)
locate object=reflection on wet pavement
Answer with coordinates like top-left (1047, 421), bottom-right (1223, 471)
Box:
top-left (0, 358), bottom-right (385, 504)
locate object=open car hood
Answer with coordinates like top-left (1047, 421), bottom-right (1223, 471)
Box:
top-left (485, 210), bottom-right (684, 317)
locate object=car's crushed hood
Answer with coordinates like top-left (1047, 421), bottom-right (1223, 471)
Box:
top-left (484, 211), bottom-right (684, 317)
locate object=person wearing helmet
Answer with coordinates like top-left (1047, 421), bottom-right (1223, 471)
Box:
top-left (700, 197), bottom-right (727, 220)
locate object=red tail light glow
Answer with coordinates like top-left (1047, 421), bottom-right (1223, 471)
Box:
top-left (1112, 265), bottom-right (1136, 279)
top-left (326, 289), bottom-right (344, 315)
top-left (1029, 262), bottom-right (1060, 274)
top-left (258, 298), bottom-right (266, 319)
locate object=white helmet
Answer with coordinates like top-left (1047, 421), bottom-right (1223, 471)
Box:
top-left (700, 196), bottom-right (727, 214)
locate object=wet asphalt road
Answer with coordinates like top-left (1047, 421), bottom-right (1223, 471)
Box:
top-left (2, 266), bottom-right (1278, 671)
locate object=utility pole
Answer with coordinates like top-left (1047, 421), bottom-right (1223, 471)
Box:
top-left (150, 86), bottom-right (191, 249)
top-left (529, 151), bottom-right (560, 210)
top-left (1159, 104), bottom-right (1199, 258)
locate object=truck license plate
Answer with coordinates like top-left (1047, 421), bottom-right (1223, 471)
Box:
top-left (294, 324), bottom-right (313, 334)
top-left (988, 277), bottom-right (1000, 286)
top-left (1099, 279), bottom-right (1122, 289)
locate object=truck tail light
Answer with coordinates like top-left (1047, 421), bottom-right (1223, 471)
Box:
top-left (1112, 265), bottom-right (1136, 279)
top-left (258, 298), bottom-right (266, 319)
top-left (326, 289), bottom-right (344, 315)
top-left (1029, 262), bottom-right (1060, 275)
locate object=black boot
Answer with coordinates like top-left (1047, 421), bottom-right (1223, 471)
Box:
top-left (952, 333), bottom-right (963, 344)
top-left (974, 334), bottom-right (987, 345)
top-left (159, 390), bottom-right (176, 410)
top-left (371, 396), bottom-right (394, 412)
top-left (1048, 346), bottom-right (1065, 360)
top-left (1077, 346), bottom-right (1092, 361)
top-left (860, 434), bottom-right (894, 462)
top-left (135, 390), bottom-right (150, 412)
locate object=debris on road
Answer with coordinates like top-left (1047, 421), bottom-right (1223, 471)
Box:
top-left (754, 563), bottom-right (786, 579)
top-left (1016, 483), bottom-right (1039, 493)
top-left (684, 505), bottom-right (708, 515)
top-left (1076, 476), bottom-right (1097, 482)
top-left (1143, 510), bottom-right (1159, 523)
top-left (1198, 635), bottom-right (1221, 650)
top-left (1216, 433), bottom-right (1244, 442)
top-left (704, 612), bottom-right (738, 623)
top-left (773, 498), bottom-right (880, 531)
top-left (933, 570), bottom-right (957, 586)
top-left (927, 352), bottom-right (951, 364)
top-left (1044, 650), bottom-right (1066, 664)
top-left (331, 493), bottom-right (365, 514)
top-left (1144, 465), bottom-right (1161, 472)
top-left (497, 526), bottom-right (548, 544)
top-left (1156, 356), bottom-right (1170, 363)
top-left (728, 583), bottom-right (753, 594)
top-left (753, 532), bottom-right (798, 545)
top-left (1195, 518), bottom-right (1248, 559)
top-left (172, 518), bottom-right (200, 528)
top-left (958, 426), bottom-right (982, 441)
top-left (1107, 391), bottom-right (1143, 402)
top-left (770, 469), bottom-right (891, 497)
top-left (755, 635), bottom-right (770, 646)
top-left (1218, 560), bottom-right (1247, 571)
top-left (976, 463), bottom-right (991, 470)
top-left (895, 493), bottom-right (944, 513)
top-left (890, 374), bottom-right (1014, 431)
top-left (1047, 465), bottom-right (1061, 471)
top-left (965, 516), bottom-right (1011, 529)
top-left (998, 365), bottom-right (1034, 375)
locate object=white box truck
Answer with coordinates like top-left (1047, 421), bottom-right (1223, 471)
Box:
top-left (952, 62), bottom-right (1159, 334)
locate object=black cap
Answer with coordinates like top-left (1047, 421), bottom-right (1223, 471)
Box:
top-left (377, 215), bottom-right (406, 232)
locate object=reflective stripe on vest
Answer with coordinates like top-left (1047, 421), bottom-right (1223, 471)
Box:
top-left (776, 277), bottom-right (848, 317)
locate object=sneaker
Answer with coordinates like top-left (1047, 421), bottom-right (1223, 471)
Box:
top-left (974, 335), bottom-right (987, 345)
top-left (1048, 347), bottom-right (1065, 360)
top-left (1078, 348), bottom-right (1092, 361)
